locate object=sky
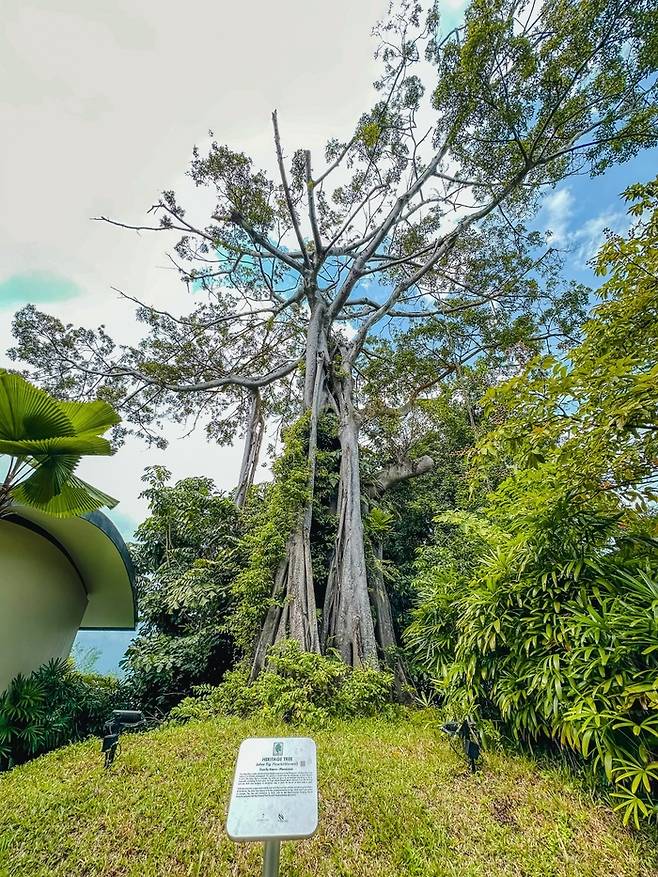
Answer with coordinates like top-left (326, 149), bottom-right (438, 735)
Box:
top-left (1, 0), bottom-right (656, 673)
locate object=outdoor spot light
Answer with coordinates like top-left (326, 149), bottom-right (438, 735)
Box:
top-left (441, 716), bottom-right (482, 773)
top-left (101, 709), bottom-right (145, 769)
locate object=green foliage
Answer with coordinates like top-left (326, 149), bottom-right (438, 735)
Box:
top-left (404, 513), bottom-right (494, 686)
top-left (123, 415), bottom-right (340, 712)
top-left (476, 176), bottom-right (658, 511)
top-left (123, 467), bottom-right (242, 711)
top-left (229, 414), bottom-right (311, 651)
top-left (431, 0), bottom-right (657, 183)
top-left (408, 492), bottom-right (658, 827)
top-left (0, 659), bottom-right (123, 769)
top-left (229, 413), bottom-right (339, 652)
top-left (0, 370), bottom-right (119, 518)
top-left (359, 121), bottom-right (381, 149)
top-left (361, 361), bottom-right (500, 635)
top-left (171, 640), bottom-right (394, 726)
top-left (406, 179), bottom-right (658, 826)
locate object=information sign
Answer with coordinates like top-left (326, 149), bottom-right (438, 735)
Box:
top-left (226, 737), bottom-right (318, 842)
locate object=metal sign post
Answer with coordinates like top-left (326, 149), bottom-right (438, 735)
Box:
top-left (262, 840), bottom-right (280, 877)
top-left (226, 737), bottom-right (318, 877)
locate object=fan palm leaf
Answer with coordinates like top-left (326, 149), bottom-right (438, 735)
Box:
top-left (12, 474), bottom-right (118, 517)
top-left (0, 371), bottom-right (74, 440)
top-left (0, 370), bottom-right (120, 519)
top-left (57, 399), bottom-right (121, 434)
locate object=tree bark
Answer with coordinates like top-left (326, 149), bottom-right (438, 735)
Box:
top-left (369, 539), bottom-right (413, 702)
top-left (249, 304), bottom-right (328, 679)
top-left (367, 456), bottom-right (434, 497)
top-left (322, 363), bottom-right (379, 668)
top-left (235, 390), bottom-right (265, 510)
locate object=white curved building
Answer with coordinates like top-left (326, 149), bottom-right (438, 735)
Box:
top-left (0, 507), bottom-right (136, 691)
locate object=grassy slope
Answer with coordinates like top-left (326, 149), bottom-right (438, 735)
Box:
top-left (0, 713), bottom-right (656, 877)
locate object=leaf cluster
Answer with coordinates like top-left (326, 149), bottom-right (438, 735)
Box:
top-left (170, 640), bottom-right (395, 728)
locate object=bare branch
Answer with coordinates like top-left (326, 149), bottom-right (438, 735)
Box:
top-left (272, 110), bottom-right (310, 267)
top-left (305, 150), bottom-right (323, 258)
top-left (314, 137), bottom-right (356, 187)
top-left (366, 455), bottom-right (434, 497)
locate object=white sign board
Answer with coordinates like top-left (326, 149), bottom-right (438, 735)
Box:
top-left (226, 737), bottom-right (318, 842)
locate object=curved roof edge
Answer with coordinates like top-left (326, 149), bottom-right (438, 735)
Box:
top-left (4, 507), bottom-right (137, 631)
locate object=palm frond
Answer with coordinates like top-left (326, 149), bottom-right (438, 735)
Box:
top-left (57, 400), bottom-right (121, 435)
top-left (0, 371), bottom-right (73, 441)
top-left (13, 474), bottom-right (118, 517)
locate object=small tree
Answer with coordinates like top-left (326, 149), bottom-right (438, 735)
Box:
top-left (124, 467), bottom-right (243, 710)
top-left (10, 0), bottom-right (658, 670)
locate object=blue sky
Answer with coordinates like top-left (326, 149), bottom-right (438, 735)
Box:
top-left (0, 271), bottom-right (81, 309)
top-left (537, 150), bottom-right (658, 289)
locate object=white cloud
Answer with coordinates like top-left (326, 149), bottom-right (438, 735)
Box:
top-left (572, 208), bottom-right (627, 263)
top-left (0, 0), bottom-right (388, 531)
top-left (543, 187), bottom-right (575, 245)
top-left (541, 187), bottom-right (630, 267)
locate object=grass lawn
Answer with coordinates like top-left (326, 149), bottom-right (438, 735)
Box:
top-left (0, 712), bottom-right (656, 877)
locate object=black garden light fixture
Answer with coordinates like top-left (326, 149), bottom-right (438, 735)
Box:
top-left (441, 716), bottom-right (482, 773)
top-left (101, 709), bottom-right (145, 768)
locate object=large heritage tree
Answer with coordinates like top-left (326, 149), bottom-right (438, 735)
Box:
top-left (10, 0), bottom-right (657, 672)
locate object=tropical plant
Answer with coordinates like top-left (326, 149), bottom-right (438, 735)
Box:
top-left (407, 493), bottom-right (658, 826)
top-left (171, 641), bottom-right (394, 727)
top-left (123, 467), bottom-right (243, 711)
top-left (0, 659), bottom-right (124, 770)
top-left (0, 370), bottom-right (119, 518)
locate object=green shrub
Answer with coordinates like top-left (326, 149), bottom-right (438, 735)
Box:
top-left (0, 659), bottom-right (124, 769)
top-left (406, 483), bottom-right (658, 827)
top-left (171, 641), bottom-right (394, 726)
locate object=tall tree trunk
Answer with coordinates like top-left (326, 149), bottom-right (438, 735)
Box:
top-left (322, 364), bottom-right (379, 668)
top-left (365, 454), bottom-right (434, 696)
top-left (369, 539), bottom-right (413, 702)
top-left (235, 390), bottom-right (265, 510)
top-left (250, 304), bottom-right (328, 679)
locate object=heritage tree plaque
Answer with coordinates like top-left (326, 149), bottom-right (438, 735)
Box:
top-left (226, 737), bottom-right (318, 842)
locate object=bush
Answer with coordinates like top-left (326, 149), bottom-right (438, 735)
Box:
top-left (0, 659), bottom-right (125, 769)
top-left (406, 482), bottom-right (658, 827)
top-left (171, 641), bottom-right (394, 726)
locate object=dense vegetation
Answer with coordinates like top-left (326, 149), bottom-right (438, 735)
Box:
top-left (122, 466), bottom-right (242, 712)
top-left (171, 641), bottom-right (395, 726)
top-left (0, 660), bottom-right (123, 770)
top-left (406, 178), bottom-right (658, 826)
